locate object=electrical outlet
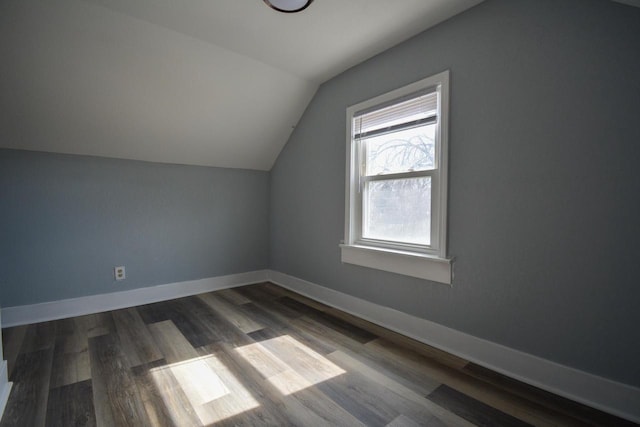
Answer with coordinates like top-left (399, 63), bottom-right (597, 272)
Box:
top-left (114, 266), bottom-right (126, 281)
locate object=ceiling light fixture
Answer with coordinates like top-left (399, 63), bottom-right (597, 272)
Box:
top-left (263, 0), bottom-right (314, 13)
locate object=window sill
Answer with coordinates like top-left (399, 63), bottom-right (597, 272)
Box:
top-left (340, 244), bottom-right (452, 285)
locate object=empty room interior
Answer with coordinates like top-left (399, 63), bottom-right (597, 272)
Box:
top-left (1, 0), bottom-right (639, 425)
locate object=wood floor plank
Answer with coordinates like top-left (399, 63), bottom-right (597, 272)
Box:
top-left (235, 285), bottom-right (309, 322)
top-left (289, 315), bottom-right (441, 397)
top-left (293, 307), bottom-right (378, 345)
top-left (249, 294), bottom-right (309, 322)
top-left (254, 282), bottom-right (290, 299)
top-left (88, 333), bottom-right (150, 427)
top-left (50, 341), bottom-right (91, 389)
top-left (1, 324), bottom-right (28, 379)
top-left (195, 344), bottom-right (293, 426)
top-left (159, 300), bottom-right (216, 348)
top-left (0, 348), bottom-right (54, 427)
top-left (167, 297), bottom-right (241, 347)
top-left (251, 331), bottom-right (346, 387)
top-left (462, 362), bottom-right (640, 427)
top-left (386, 414), bottom-right (428, 427)
top-left (53, 321), bottom-right (86, 353)
top-left (197, 292), bottom-right (264, 334)
top-left (284, 387), bottom-right (370, 427)
top-left (239, 302), bottom-right (289, 332)
top-left (45, 380), bottom-right (97, 427)
top-left (216, 288), bottom-right (252, 305)
top-left (364, 339), bottom-right (570, 427)
top-left (325, 307), bottom-right (468, 370)
top-left (233, 335), bottom-right (291, 380)
top-left (207, 344), bottom-right (298, 427)
top-left (247, 325), bottom-right (279, 342)
top-left (78, 312), bottom-right (117, 339)
top-left (112, 308), bottom-right (163, 368)
top-left (213, 341), bottom-right (365, 427)
top-left (273, 317), bottom-right (342, 357)
top-left (281, 324), bottom-right (337, 356)
top-left (19, 321), bottom-right (57, 355)
top-left (234, 283), bottom-right (281, 303)
top-left (337, 336), bottom-right (575, 427)
top-left (183, 296), bottom-right (253, 344)
top-left (248, 324), bottom-right (337, 359)
top-left (267, 286), bottom-right (334, 312)
top-left (52, 312), bottom-right (116, 340)
top-left (53, 317), bottom-right (77, 337)
top-left (49, 315), bottom-right (92, 389)
top-left (148, 320), bottom-right (199, 363)
top-left (429, 384), bottom-right (533, 427)
top-left (313, 351), bottom-right (458, 426)
top-left (315, 374), bottom-right (397, 426)
top-left (131, 359), bottom-right (202, 427)
top-left (261, 282), bottom-right (292, 298)
top-left (246, 328), bottom-right (400, 425)
top-left (136, 300), bottom-right (174, 325)
top-left (298, 318), bottom-right (560, 426)
top-left (326, 350), bottom-right (475, 427)
top-left (277, 295), bottom-right (321, 318)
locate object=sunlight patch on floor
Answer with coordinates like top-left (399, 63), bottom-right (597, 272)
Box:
top-left (175, 357), bottom-right (229, 403)
top-left (151, 354), bottom-right (259, 425)
top-left (236, 334), bottom-right (346, 395)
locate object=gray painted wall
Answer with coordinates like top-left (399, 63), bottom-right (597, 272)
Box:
top-left (0, 149), bottom-right (269, 306)
top-left (270, 0), bottom-right (640, 387)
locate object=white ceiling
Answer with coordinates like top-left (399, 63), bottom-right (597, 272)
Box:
top-left (0, 0), bottom-right (483, 170)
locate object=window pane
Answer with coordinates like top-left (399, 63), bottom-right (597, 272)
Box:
top-left (364, 124), bottom-right (435, 176)
top-left (363, 177), bottom-right (431, 245)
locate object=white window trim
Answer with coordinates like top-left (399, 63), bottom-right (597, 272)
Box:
top-left (341, 71), bottom-right (452, 285)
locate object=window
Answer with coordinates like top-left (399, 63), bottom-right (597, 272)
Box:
top-left (341, 71), bottom-right (451, 284)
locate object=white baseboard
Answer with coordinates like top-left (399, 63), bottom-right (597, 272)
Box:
top-left (0, 361), bottom-right (11, 422)
top-left (267, 270), bottom-right (640, 424)
top-left (1, 270), bottom-right (269, 328)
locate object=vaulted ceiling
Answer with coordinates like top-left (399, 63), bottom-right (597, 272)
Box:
top-left (1, 0), bottom-right (483, 170)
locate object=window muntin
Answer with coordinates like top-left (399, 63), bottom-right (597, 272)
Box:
top-left (344, 71), bottom-right (449, 266)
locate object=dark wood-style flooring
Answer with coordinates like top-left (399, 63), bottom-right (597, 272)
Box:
top-left (0, 283), bottom-right (635, 426)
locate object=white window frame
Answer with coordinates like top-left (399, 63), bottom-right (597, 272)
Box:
top-left (341, 71), bottom-right (452, 284)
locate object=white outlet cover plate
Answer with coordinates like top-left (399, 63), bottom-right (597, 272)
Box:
top-left (115, 266), bottom-right (126, 281)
